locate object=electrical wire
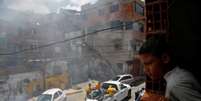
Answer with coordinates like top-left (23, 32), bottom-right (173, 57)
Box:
top-left (0, 19), bottom-right (145, 56)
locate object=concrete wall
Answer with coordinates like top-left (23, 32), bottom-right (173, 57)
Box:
top-left (0, 71), bottom-right (41, 101)
top-left (81, 0), bottom-right (146, 77)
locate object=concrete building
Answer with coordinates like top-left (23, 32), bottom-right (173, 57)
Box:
top-left (81, 0), bottom-right (146, 77)
top-left (0, 8), bottom-right (82, 99)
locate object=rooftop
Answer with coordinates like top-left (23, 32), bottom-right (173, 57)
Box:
top-left (43, 88), bottom-right (62, 95)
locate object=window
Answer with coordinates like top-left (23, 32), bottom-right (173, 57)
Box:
top-left (113, 38), bottom-right (123, 50)
top-left (37, 94), bottom-right (52, 101)
top-left (110, 20), bottom-right (123, 30)
top-left (120, 77), bottom-right (126, 81)
top-left (54, 92), bottom-right (59, 100)
top-left (120, 76), bottom-right (129, 81)
top-left (58, 91), bottom-right (63, 96)
top-left (87, 26), bottom-right (97, 33)
top-left (125, 76), bottom-right (132, 79)
top-left (134, 2), bottom-right (144, 16)
top-left (133, 22), bottom-right (144, 32)
top-left (120, 84), bottom-right (127, 90)
top-left (120, 76), bottom-right (132, 81)
top-left (110, 4), bottom-right (119, 13)
top-left (125, 21), bottom-right (133, 30)
top-left (102, 83), bottom-right (118, 91)
top-left (139, 23), bottom-right (144, 32)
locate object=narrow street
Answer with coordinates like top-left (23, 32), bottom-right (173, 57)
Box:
top-left (1, 0), bottom-right (201, 101)
top-left (64, 82), bottom-right (145, 101)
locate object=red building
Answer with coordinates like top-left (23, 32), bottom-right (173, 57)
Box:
top-left (81, 0), bottom-right (146, 77)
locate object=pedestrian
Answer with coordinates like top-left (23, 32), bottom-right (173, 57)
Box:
top-left (138, 34), bottom-right (201, 101)
top-left (86, 83), bottom-right (92, 95)
top-left (107, 85), bottom-right (116, 96)
top-left (95, 82), bottom-right (104, 96)
top-left (95, 82), bottom-right (101, 90)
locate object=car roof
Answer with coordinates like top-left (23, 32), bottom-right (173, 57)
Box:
top-left (43, 88), bottom-right (62, 95)
top-left (117, 74), bottom-right (133, 77)
top-left (104, 80), bottom-right (121, 85)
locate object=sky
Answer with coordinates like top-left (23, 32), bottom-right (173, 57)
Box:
top-left (3, 0), bottom-right (98, 14)
top-left (62, 0), bottom-right (97, 11)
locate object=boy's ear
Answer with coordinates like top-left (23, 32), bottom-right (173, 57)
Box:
top-left (161, 53), bottom-right (170, 64)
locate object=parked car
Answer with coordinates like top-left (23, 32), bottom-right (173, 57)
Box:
top-left (111, 74), bottom-right (134, 86)
top-left (135, 87), bottom-right (145, 101)
top-left (86, 81), bottom-right (131, 101)
top-left (37, 88), bottom-right (66, 101)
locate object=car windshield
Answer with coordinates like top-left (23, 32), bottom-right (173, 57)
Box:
top-left (87, 90), bottom-right (103, 99)
top-left (101, 83), bottom-right (118, 91)
top-left (112, 76), bottom-right (120, 81)
top-left (37, 94), bottom-right (52, 101)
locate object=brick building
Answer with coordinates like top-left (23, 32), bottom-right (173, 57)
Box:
top-left (81, 0), bottom-right (146, 77)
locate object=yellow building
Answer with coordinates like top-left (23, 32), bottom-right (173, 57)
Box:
top-left (25, 72), bottom-right (69, 96)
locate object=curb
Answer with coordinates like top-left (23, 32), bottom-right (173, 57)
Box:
top-left (65, 89), bottom-right (84, 95)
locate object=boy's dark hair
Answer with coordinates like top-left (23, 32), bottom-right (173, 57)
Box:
top-left (139, 34), bottom-right (171, 58)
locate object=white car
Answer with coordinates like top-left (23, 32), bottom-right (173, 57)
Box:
top-left (111, 74), bottom-right (134, 85)
top-left (86, 81), bottom-right (131, 101)
top-left (37, 88), bottom-right (67, 101)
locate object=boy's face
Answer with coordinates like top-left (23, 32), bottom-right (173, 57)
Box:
top-left (139, 53), bottom-right (168, 81)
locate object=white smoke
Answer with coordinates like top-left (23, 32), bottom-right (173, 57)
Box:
top-left (4, 0), bottom-right (98, 14)
top-left (7, 0), bottom-right (50, 14)
top-left (63, 0), bottom-right (97, 11)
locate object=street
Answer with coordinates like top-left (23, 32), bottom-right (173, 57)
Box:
top-left (65, 82), bottom-right (145, 101)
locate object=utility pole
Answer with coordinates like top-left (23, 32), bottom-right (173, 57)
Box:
top-left (41, 62), bottom-right (46, 90)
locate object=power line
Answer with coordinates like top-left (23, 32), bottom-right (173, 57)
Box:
top-left (0, 25), bottom-right (118, 55)
top-left (0, 19), bottom-right (145, 56)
